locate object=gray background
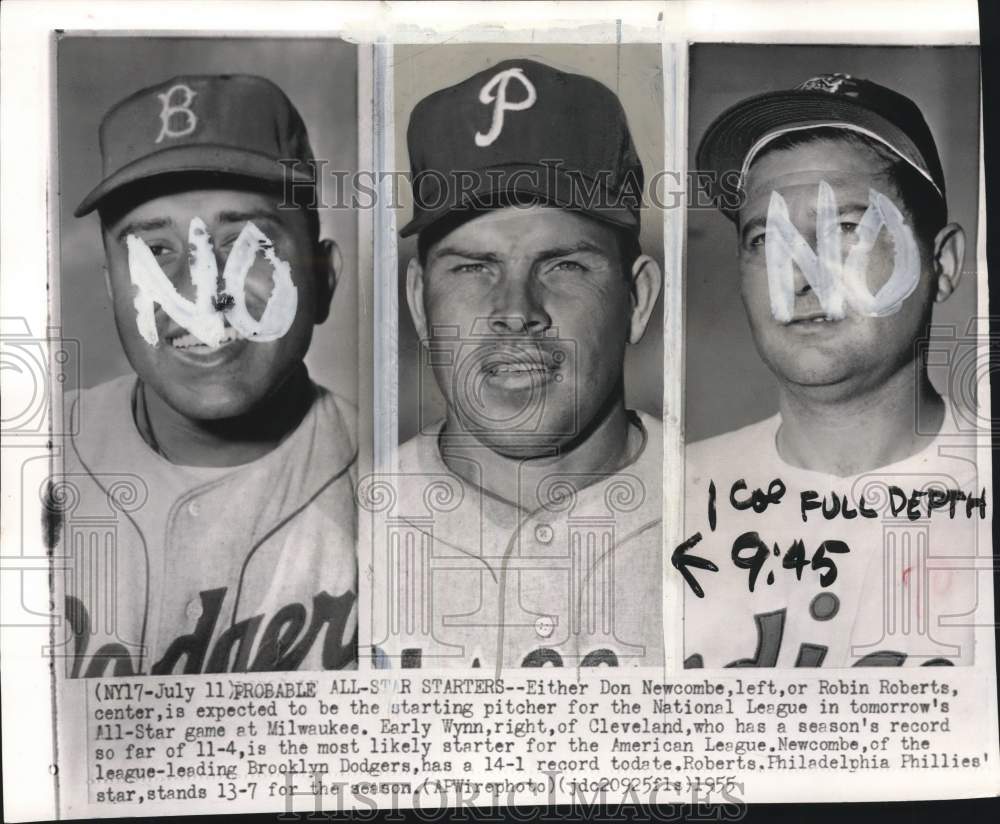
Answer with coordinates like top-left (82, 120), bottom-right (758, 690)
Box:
top-left (687, 44), bottom-right (981, 442)
top-left (393, 43), bottom-right (665, 443)
top-left (57, 36), bottom-right (358, 404)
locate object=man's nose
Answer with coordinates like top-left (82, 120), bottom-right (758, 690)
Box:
top-left (163, 254), bottom-right (201, 301)
top-left (167, 246), bottom-right (228, 301)
top-left (487, 273), bottom-right (551, 334)
top-left (793, 263), bottom-right (813, 297)
top-left (789, 216), bottom-right (818, 297)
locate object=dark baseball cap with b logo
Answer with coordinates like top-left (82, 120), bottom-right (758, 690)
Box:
top-left (696, 73), bottom-right (947, 220)
top-left (75, 74), bottom-right (316, 217)
top-left (401, 59), bottom-right (644, 237)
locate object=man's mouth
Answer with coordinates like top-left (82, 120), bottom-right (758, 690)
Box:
top-left (786, 310), bottom-right (840, 325)
top-left (485, 362), bottom-right (553, 376)
top-left (167, 326), bottom-right (244, 350)
top-left (480, 346), bottom-right (558, 377)
top-left (475, 346), bottom-right (562, 392)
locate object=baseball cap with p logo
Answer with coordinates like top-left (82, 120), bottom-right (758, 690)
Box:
top-left (401, 59), bottom-right (644, 237)
top-left (75, 74), bottom-right (317, 217)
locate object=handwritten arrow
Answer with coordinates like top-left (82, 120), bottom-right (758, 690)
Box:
top-left (671, 532), bottom-right (718, 598)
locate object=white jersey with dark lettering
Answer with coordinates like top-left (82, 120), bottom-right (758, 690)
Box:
top-left (369, 411), bottom-right (664, 671)
top-left (50, 374), bottom-right (358, 676)
top-left (682, 399), bottom-right (983, 669)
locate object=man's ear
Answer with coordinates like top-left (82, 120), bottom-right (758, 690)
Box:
top-left (405, 256), bottom-right (430, 343)
top-left (313, 239), bottom-right (340, 324)
top-left (932, 222), bottom-right (965, 303)
top-left (103, 265), bottom-right (113, 302)
top-left (627, 254), bottom-right (663, 344)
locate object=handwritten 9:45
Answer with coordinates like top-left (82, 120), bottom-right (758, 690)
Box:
top-left (731, 534), bottom-right (850, 592)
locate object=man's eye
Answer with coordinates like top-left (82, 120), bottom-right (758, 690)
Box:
top-left (549, 259), bottom-right (586, 272)
top-left (839, 221), bottom-right (859, 234)
top-left (747, 232), bottom-right (766, 249)
top-left (451, 262), bottom-right (489, 274)
top-left (147, 243), bottom-right (175, 259)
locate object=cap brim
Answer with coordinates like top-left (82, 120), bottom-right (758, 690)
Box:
top-left (399, 163), bottom-right (640, 238)
top-left (74, 144), bottom-right (317, 217)
top-left (695, 89), bottom-right (937, 216)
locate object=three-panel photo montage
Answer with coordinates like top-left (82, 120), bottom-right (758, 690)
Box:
top-left (51, 36), bottom-right (986, 680)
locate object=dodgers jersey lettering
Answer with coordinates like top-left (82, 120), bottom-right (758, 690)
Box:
top-left (683, 399), bottom-right (981, 668)
top-left (370, 412), bottom-right (664, 670)
top-left (51, 375), bottom-right (358, 676)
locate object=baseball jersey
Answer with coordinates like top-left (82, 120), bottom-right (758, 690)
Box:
top-left (683, 399), bottom-right (983, 668)
top-left (370, 411), bottom-right (664, 671)
top-left (51, 374), bottom-right (358, 676)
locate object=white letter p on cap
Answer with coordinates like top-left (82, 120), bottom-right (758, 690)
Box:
top-left (475, 68), bottom-right (537, 148)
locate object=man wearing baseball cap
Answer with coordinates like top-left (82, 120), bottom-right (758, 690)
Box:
top-left (52, 74), bottom-right (358, 676)
top-left (372, 59), bottom-right (664, 671)
top-left (683, 74), bottom-right (980, 668)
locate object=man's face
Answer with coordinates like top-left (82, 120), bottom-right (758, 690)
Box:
top-left (411, 206), bottom-right (636, 456)
top-left (738, 138), bottom-right (935, 396)
top-left (102, 187), bottom-right (328, 420)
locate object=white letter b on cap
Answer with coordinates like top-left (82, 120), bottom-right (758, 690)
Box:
top-left (475, 68), bottom-right (537, 148)
top-left (155, 84), bottom-right (198, 144)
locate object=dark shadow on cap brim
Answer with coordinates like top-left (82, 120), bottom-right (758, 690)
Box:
top-left (74, 143), bottom-right (318, 217)
top-left (695, 90), bottom-right (933, 195)
top-left (399, 163), bottom-right (641, 238)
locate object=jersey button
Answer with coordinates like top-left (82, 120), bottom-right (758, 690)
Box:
top-left (535, 615), bottom-right (555, 638)
top-left (187, 500), bottom-right (201, 517)
top-left (534, 524), bottom-right (554, 544)
top-left (185, 598), bottom-right (203, 620)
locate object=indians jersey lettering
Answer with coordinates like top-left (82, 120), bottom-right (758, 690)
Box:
top-left (683, 400), bottom-right (981, 668)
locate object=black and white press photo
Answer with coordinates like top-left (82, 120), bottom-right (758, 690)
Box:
top-left (49, 36), bottom-right (361, 676)
top-left (5, 3), bottom-right (1000, 821)
top-left (372, 44), bottom-right (666, 670)
top-left (682, 44), bottom-right (985, 668)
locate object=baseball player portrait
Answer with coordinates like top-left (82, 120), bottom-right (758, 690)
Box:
top-left (50, 59), bottom-right (359, 676)
top-left (371, 52), bottom-right (665, 671)
top-left (683, 56), bottom-right (983, 668)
